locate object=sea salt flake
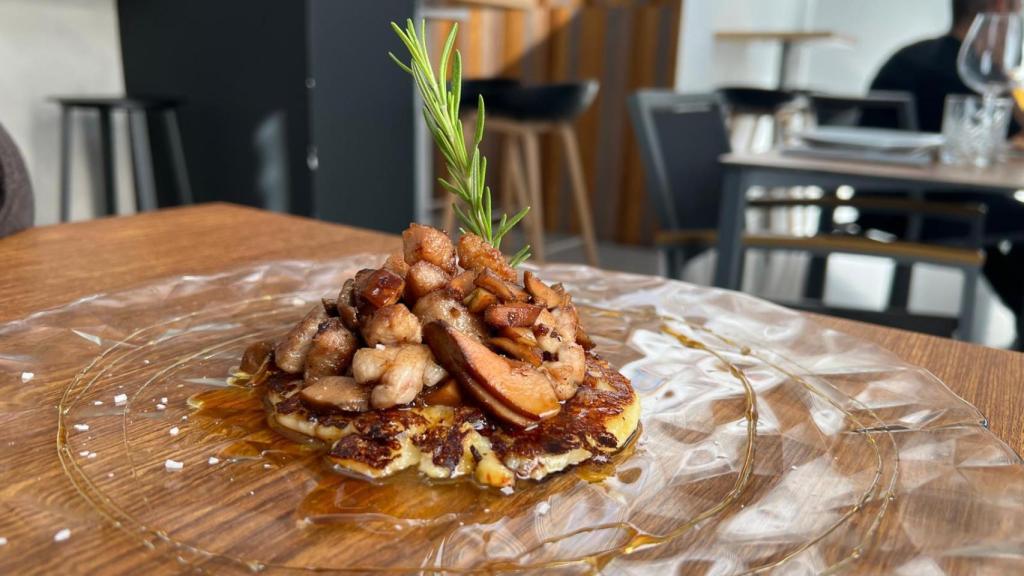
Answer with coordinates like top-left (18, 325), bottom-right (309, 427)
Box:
top-left (500, 486), bottom-right (514, 495)
top-left (155, 404), bottom-right (166, 411)
top-left (73, 424), bottom-right (89, 432)
top-left (79, 450), bottom-right (90, 457)
top-left (291, 297), bottom-right (306, 306)
top-left (536, 502), bottom-right (551, 515)
top-left (87, 452), bottom-right (97, 459)
top-left (93, 400), bottom-right (104, 406)
top-left (169, 427), bottom-right (180, 436)
top-left (114, 394), bottom-right (128, 405)
top-left (208, 457), bottom-right (220, 465)
top-left (53, 529), bottom-right (71, 542)
top-left (161, 397), bottom-right (168, 403)
top-left (20, 372), bottom-right (34, 383)
top-left (0, 537), bottom-right (7, 546)
top-left (375, 344), bottom-right (386, 350)
top-left (165, 459), bottom-right (184, 471)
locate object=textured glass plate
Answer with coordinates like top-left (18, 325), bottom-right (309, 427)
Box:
top-left (1, 256), bottom-right (1022, 575)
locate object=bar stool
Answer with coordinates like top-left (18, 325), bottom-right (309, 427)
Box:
top-left (450, 79), bottom-right (600, 266)
top-left (52, 96), bottom-right (192, 221)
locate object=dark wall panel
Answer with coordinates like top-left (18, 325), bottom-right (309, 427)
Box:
top-left (118, 0), bottom-right (312, 215)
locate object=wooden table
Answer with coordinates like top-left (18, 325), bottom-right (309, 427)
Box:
top-left (3, 203), bottom-right (1021, 459)
top-left (713, 151), bottom-right (1024, 339)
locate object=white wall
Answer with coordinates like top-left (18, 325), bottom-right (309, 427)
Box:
top-left (0, 0), bottom-right (127, 225)
top-left (678, 0), bottom-right (951, 94)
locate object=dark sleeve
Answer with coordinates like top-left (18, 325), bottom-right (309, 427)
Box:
top-left (869, 53), bottom-right (915, 93)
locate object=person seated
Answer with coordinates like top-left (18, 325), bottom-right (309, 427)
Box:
top-left (864, 0), bottom-right (1024, 348)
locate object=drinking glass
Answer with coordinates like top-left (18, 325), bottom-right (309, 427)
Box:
top-left (941, 94), bottom-right (1013, 166)
top-left (958, 12), bottom-right (1024, 99)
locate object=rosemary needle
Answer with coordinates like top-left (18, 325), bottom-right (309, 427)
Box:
top-left (389, 19), bottom-right (532, 267)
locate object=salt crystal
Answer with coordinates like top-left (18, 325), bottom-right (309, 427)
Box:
top-left (375, 344), bottom-right (386, 350)
top-left (0, 537), bottom-right (7, 546)
top-left (291, 297), bottom-right (305, 306)
top-left (155, 404), bottom-right (166, 411)
top-left (73, 424), bottom-right (89, 432)
top-left (53, 529), bottom-right (71, 542)
top-left (114, 394), bottom-right (128, 405)
top-left (536, 502), bottom-right (551, 515)
top-left (181, 415), bottom-right (188, 421)
top-left (20, 372), bottom-right (34, 383)
top-left (87, 452), bottom-right (97, 459)
top-left (499, 486), bottom-right (514, 495)
top-left (143, 359), bottom-right (151, 365)
top-left (161, 397), bottom-right (168, 403)
top-left (208, 457), bottom-right (220, 465)
top-left (263, 463), bottom-right (273, 470)
top-left (93, 400), bottom-right (104, 406)
top-left (164, 459), bottom-right (184, 471)
top-left (169, 427), bottom-right (180, 436)
top-left (79, 450), bottom-right (90, 457)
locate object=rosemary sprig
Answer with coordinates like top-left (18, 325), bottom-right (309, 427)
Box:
top-left (389, 19), bottom-right (531, 267)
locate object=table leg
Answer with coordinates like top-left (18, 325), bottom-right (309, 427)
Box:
top-left (59, 107), bottom-right (73, 222)
top-left (889, 187), bottom-right (924, 310)
top-left (777, 40), bottom-right (792, 90)
top-left (959, 266), bottom-right (978, 342)
top-left (714, 167), bottom-right (747, 289)
top-left (98, 108), bottom-right (117, 216)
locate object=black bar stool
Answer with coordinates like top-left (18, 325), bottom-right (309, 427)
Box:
top-left (52, 96), bottom-right (192, 221)
top-left (453, 79), bottom-right (600, 266)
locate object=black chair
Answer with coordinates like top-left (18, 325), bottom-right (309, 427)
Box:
top-left (802, 90), bottom-right (921, 306)
top-left (53, 96), bottom-right (192, 221)
top-left (628, 90), bottom-right (986, 338)
top-left (807, 90), bottom-right (918, 130)
top-left (444, 79), bottom-right (600, 266)
top-left (0, 123), bottom-right (33, 238)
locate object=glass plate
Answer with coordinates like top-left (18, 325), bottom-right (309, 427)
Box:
top-left (0, 256), bottom-right (1021, 574)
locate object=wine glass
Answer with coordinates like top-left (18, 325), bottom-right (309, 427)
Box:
top-left (954, 12), bottom-right (1022, 165)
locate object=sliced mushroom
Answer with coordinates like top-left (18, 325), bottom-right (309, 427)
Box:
top-left (403, 223), bottom-right (457, 274)
top-left (532, 306), bottom-right (579, 355)
top-left (413, 290), bottom-right (487, 341)
top-left (239, 340), bottom-right (273, 374)
top-left (274, 305), bottom-right (329, 374)
top-left (524, 271), bottom-right (562, 309)
top-left (542, 342), bottom-right (585, 400)
top-left (474, 268), bottom-right (528, 302)
top-left (488, 337), bottom-right (543, 366)
top-left (405, 260), bottom-right (451, 301)
top-left (457, 234), bottom-right (516, 281)
top-left (299, 376), bottom-right (370, 412)
top-left (446, 270), bottom-right (478, 300)
top-left (464, 287), bottom-right (498, 315)
top-left (484, 303), bottom-right (543, 328)
top-left (424, 321), bottom-right (560, 427)
top-left (361, 303), bottom-right (422, 347)
top-left (337, 279), bottom-right (360, 331)
top-left (304, 318), bottom-right (359, 380)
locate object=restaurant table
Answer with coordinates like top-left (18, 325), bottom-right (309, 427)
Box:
top-left (3, 202), bottom-right (1022, 463)
top-left (713, 151), bottom-right (1024, 326)
top-left (714, 30), bottom-right (850, 88)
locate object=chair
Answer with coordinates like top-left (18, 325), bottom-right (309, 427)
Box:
top-left (444, 79), bottom-right (601, 266)
top-left (0, 123), bottom-right (33, 238)
top-left (803, 90), bottom-right (920, 307)
top-left (53, 96), bottom-right (192, 221)
top-left (716, 87), bottom-right (799, 152)
top-left (807, 90), bottom-right (918, 130)
top-left (628, 90), bottom-right (986, 338)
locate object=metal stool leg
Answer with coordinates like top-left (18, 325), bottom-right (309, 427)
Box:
top-left (163, 109), bottom-right (193, 204)
top-left (59, 106), bottom-right (73, 222)
top-left (128, 110), bottom-right (158, 212)
top-left (521, 128), bottom-right (546, 262)
top-left (97, 108), bottom-right (117, 216)
top-left (558, 123), bottom-right (599, 266)
top-left (958, 265), bottom-right (979, 342)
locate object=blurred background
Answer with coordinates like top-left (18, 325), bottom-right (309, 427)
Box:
top-left (1, 0), bottom-right (1021, 350)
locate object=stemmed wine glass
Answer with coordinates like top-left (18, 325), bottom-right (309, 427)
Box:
top-left (954, 12), bottom-right (1023, 165)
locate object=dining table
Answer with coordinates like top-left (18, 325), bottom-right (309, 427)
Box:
top-left (2, 203), bottom-right (1023, 573)
top-left (713, 151), bottom-right (1024, 312)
